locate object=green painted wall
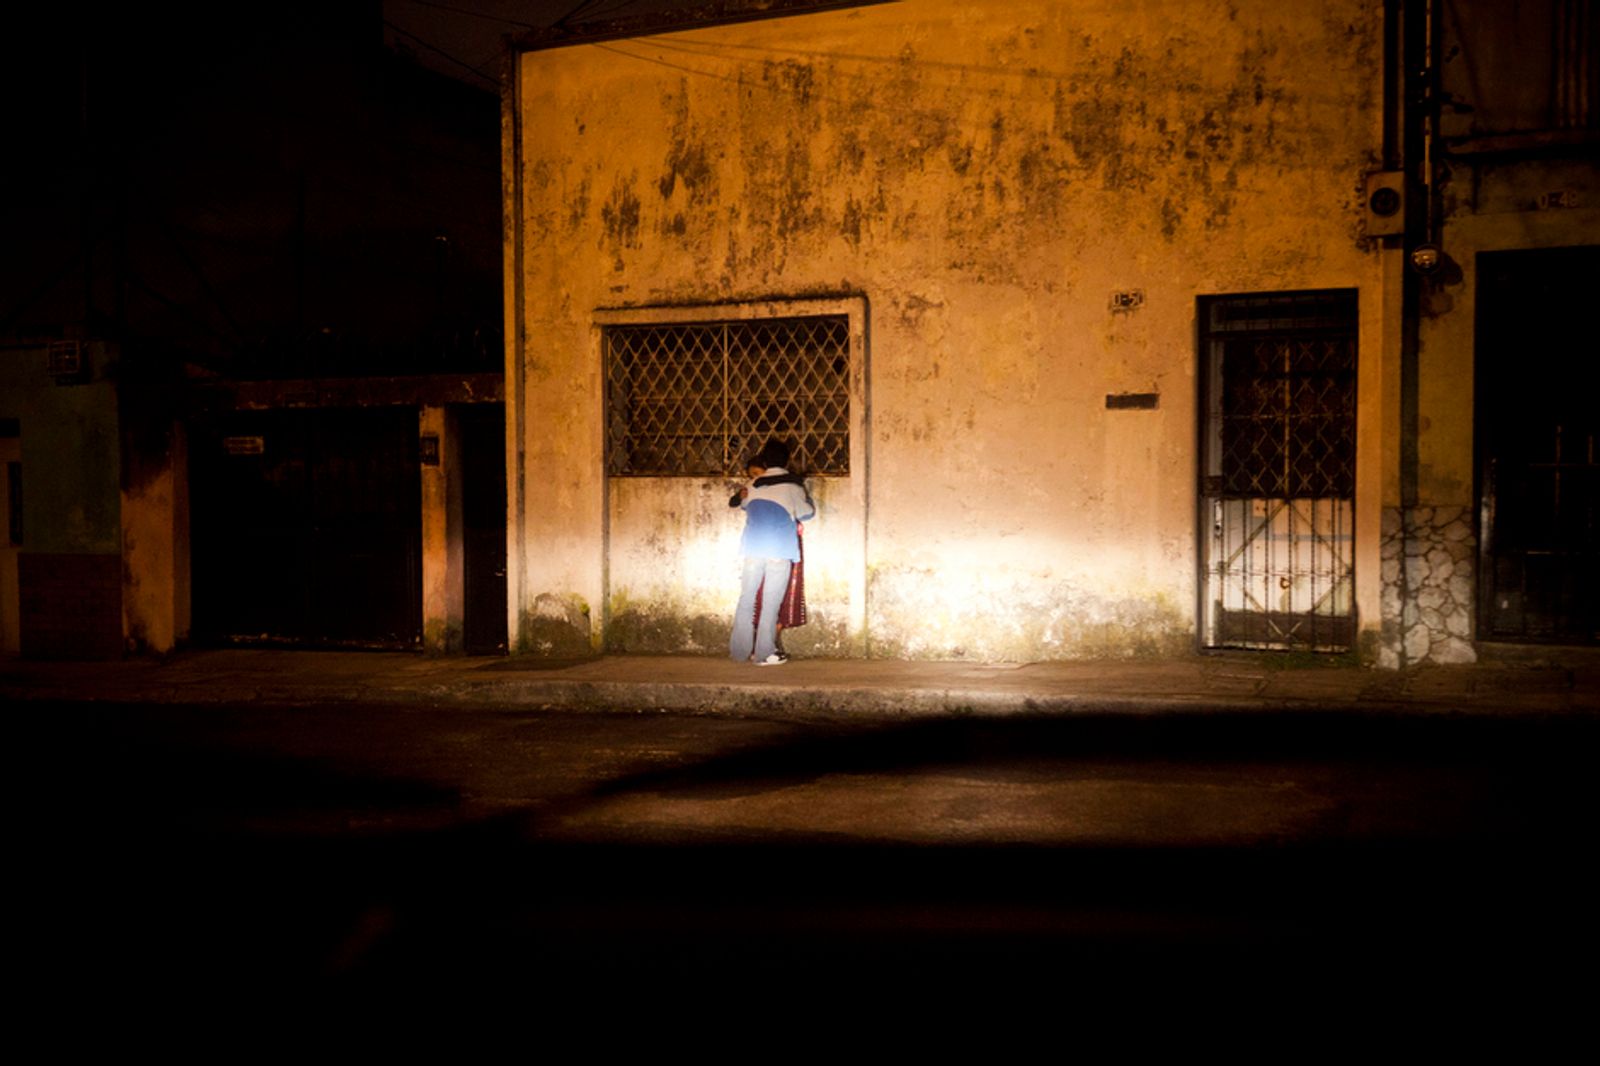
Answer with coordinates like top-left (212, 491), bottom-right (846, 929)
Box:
top-left (0, 344), bottom-right (122, 555)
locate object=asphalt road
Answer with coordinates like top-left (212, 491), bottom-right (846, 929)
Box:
top-left (22, 700), bottom-right (1597, 1020)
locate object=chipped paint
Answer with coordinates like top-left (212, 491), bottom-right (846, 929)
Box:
top-left (518, 592), bottom-right (595, 656)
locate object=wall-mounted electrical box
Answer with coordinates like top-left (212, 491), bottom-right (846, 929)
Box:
top-left (1364, 171), bottom-right (1405, 238)
top-left (48, 340), bottom-right (85, 383)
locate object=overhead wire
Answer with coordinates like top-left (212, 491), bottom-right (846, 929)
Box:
top-left (384, 18), bottom-right (499, 86)
top-left (394, 0), bottom-right (543, 28)
top-left (586, 37), bottom-right (1020, 135)
top-left (593, 23), bottom-right (1364, 118)
top-left (580, 0), bottom-right (654, 20)
top-left (645, 30), bottom-right (1072, 84)
top-left (555, 0), bottom-right (615, 26)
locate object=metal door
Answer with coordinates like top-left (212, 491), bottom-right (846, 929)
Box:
top-left (1200, 291), bottom-right (1358, 651)
top-left (1477, 246), bottom-right (1600, 644)
top-left (458, 404), bottom-right (508, 655)
top-left (190, 407), bottom-right (422, 648)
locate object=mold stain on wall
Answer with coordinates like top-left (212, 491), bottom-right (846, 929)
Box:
top-left (600, 174), bottom-right (643, 270)
top-left (512, 0), bottom-right (1383, 661)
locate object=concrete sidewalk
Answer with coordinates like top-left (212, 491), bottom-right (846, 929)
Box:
top-left (3, 647), bottom-right (1597, 716)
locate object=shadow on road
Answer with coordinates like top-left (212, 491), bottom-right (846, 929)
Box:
top-left (20, 704), bottom-right (1597, 1015)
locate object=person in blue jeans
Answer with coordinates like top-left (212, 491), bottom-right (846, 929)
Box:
top-left (729, 440), bottom-right (814, 665)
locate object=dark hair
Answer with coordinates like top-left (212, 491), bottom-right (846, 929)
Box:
top-left (756, 438), bottom-right (791, 469)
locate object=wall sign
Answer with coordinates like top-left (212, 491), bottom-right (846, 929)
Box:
top-left (1105, 392), bottom-right (1159, 410)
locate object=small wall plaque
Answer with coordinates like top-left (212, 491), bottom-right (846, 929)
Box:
top-left (1109, 289), bottom-right (1145, 312)
top-left (224, 436), bottom-right (265, 456)
top-left (420, 434), bottom-right (441, 466)
top-left (1105, 392), bottom-right (1159, 410)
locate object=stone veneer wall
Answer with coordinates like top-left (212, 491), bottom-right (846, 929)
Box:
top-left (1379, 506), bottom-right (1477, 668)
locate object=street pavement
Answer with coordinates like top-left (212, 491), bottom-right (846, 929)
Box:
top-left (4, 645), bottom-right (1599, 716)
top-left (9, 647), bottom-right (1597, 1038)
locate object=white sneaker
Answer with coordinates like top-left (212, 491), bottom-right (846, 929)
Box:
top-left (756, 653), bottom-right (788, 666)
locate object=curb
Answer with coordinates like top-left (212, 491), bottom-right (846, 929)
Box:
top-left (6, 673), bottom-right (1588, 719)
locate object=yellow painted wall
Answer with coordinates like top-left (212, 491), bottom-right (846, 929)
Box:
top-left (509, 0), bottom-right (1388, 659)
top-left (121, 419), bottom-right (190, 654)
top-left (420, 405), bottom-right (466, 654)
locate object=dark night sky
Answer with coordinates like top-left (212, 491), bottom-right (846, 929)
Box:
top-left (0, 0), bottom-right (826, 360)
top-left (0, 2), bottom-right (556, 366)
top-left (382, 0), bottom-right (564, 90)
top-left (0, 2), bottom-right (667, 149)
top-left (1, 2), bottom-right (819, 158)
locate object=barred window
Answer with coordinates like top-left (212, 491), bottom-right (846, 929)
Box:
top-left (604, 314), bottom-right (851, 476)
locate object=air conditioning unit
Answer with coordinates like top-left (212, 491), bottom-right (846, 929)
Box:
top-left (1364, 171), bottom-right (1406, 238)
top-left (47, 340), bottom-right (84, 380)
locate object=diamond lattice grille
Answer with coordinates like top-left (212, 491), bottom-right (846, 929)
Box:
top-left (1219, 334), bottom-right (1355, 498)
top-left (605, 315), bottom-right (850, 476)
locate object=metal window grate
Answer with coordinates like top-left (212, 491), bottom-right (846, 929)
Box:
top-left (604, 314), bottom-right (850, 476)
top-left (1218, 333), bottom-right (1356, 499)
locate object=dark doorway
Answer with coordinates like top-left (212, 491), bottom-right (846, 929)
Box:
top-left (190, 407), bottom-right (422, 648)
top-left (458, 404), bottom-right (508, 654)
top-left (1477, 246), bottom-right (1600, 645)
top-left (1198, 290), bottom-right (1358, 652)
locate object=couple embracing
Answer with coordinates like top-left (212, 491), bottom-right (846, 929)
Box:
top-left (728, 439), bottom-right (813, 665)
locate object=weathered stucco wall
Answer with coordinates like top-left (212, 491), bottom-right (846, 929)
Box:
top-left (121, 413), bottom-right (190, 654)
top-left (607, 472), bottom-right (864, 655)
top-left (0, 347), bottom-right (122, 556)
top-left (0, 343), bottom-right (126, 658)
top-left (509, 0), bottom-right (1387, 659)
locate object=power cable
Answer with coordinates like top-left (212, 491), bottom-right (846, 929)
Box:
top-left (393, 0), bottom-right (543, 29)
top-left (384, 18), bottom-right (499, 86)
top-left (579, 0), bottom-right (651, 20)
top-left (556, 0), bottom-right (618, 27)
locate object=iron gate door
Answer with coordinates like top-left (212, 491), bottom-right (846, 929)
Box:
top-left (1477, 246), bottom-right (1600, 644)
top-left (1200, 291), bottom-right (1358, 651)
top-left (458, 403), bottom-right (508, 655)
top-left (190, 407), bottom-right (422, 649)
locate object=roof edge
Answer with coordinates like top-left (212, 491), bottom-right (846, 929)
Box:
top-left (512, 0), bottom-right (897, 53)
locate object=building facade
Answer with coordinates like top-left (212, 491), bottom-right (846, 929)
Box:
top-left (502, 0), bottom-right (1598, 664)
top-left (1, 7), bottom-right (506, 659)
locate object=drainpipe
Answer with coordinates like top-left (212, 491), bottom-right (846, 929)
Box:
top-left (80, 44), bottom-right (94, 333)
top-left (1396, 0), bottom-right (1436, 667)
top-left (502, 40), bottom-right (528, 653)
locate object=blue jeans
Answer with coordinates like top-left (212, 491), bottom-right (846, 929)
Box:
top-left (729, 556), bottom-right (792, 662)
